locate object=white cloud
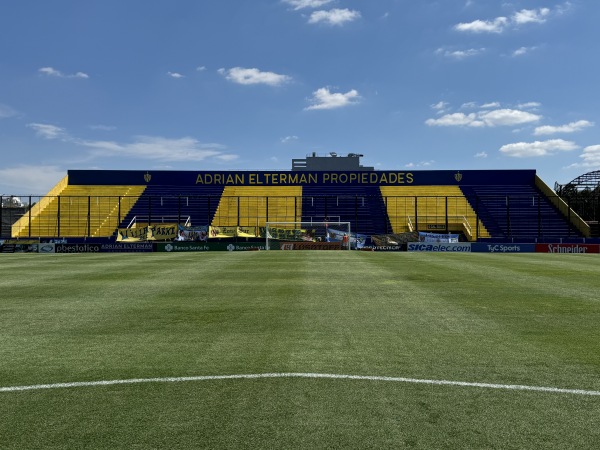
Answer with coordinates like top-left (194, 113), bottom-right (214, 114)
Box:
top-left (283, 0), bottom-right (334, 10)
top-left (475, 152), bottom-right (488, 158)
top-left (499, 139), bottom-right (578, 157)
top-left (89, 124), bottom-right (116, 131)
top-left (308, 8), bottom-right (361, 26)
top-left (215, 154), bottom-right (239, 162)
top-left (305, 87), bottom-right (360, 110)
top-left (567, 145), bottom-right (600, 169)
top-left (0, 103), bottom-right (18, 119)
top-left (281, 135), bottom-right (299, 143)
top-left (81, 136), bottom-right (236, 163)
top-left (27, 123), bottom-right (68, 140)
top-left (196, 66), bottom-right (207, 72)
top-left (555, 1), bottom-right (574, 16)
top-left (27, 122), bottom-right (236, 164)
top-left (480, 102), bottom-right (500, 109)
top-left (534, 120), bottom-right (594, 135)
top-left (436, 48), bottom-right (485, 59)
top-left (454, 17), bottom-right (508, 33)
top-left (517, 102), bottom-right (541, 110)
top-left (0, 165), bottom-right (66, 194)
top-left (39, 67), bottom-right (62, 77)
top-left (219, 67), bottom-right (291, 86)
top-left (512, 8), bottom-right (550, 25)
top-left (167, 71), bottom-right (185, 79)
top-left (431, 101), bottom-right (449, 114)
top-left (478, 109), bottom-right (541, 126)
top-left (512, 47), bottom-right (528, 57)
top-left (460, 102), bottom-right (478, 109)
top-left (455, 5), bottom-right (563, 34)
top-left (39, 67), bottom-right (89, 79)
top-left (426, 108), bottom-right (540, 127)
top-left (405, 160), bottom-right (435, 168)
top-left (426, 112), bottom-right (482, 127)
top-left (512, 46), bottom-right (538, 57)
top-left (431, 101), bottom-right (448, 110)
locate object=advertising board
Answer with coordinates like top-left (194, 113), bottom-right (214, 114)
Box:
top-left (156, 242), bottom-right (267, 252)
top-left (55, 244), bottom-right (101, 253)
top-left (407, 242), bottom-right (471, 252)
top-left (100, 243), bottom-right (154, 253)
top-left (535, 243), bottom-right (600, 254)
top-left (471, 243), bottom-right (536, 253)
top-left (38, 243), bottom-right (56, 253)
top-left (279, 242), bottom-right (342, 250)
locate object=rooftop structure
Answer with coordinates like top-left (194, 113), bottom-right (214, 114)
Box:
top-left (292, 152), bottom-right (374, 171)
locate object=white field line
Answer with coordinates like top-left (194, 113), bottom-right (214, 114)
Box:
top-left (2, 373), bottom-right (600, 396)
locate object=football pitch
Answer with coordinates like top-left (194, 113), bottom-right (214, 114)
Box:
top-left (1, 251), bottom-right (599, 449)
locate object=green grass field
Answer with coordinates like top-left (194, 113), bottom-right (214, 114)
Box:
top-left (1, 252), bottom-right (600, 449)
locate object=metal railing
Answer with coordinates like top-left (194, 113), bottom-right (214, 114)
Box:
top-left (3, 193), bottom-right (595, 239)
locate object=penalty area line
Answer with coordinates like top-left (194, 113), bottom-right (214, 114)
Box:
top-left (1, 372), bottom-right (600, 396)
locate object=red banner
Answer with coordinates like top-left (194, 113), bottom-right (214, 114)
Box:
top-left (535, 244), bottom-right (600, 254)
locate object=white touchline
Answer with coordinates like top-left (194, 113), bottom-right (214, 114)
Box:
top-left (1, 373), bottom-right (600, 396)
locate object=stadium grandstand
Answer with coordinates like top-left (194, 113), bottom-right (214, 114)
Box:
top-left (2, 154), bottom-right (598, 244)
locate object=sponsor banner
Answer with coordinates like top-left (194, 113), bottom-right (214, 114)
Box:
top-left (1, 243), bottom-right (38, 253)
top-left (280, 241), bottom-right (342, 250)
top-left (418, 232), bottom-right (459, 243)
top-left (117, 224), bottom-right (178, 241)
top-left (471, 243), bottom-right (536, 253)
top-left (55, 244), bottom-right (101, 253)
top-left (263, 227), bottom-right (312, 241)
top-left (156, 242), bottom-right (267, 252)
top-left (536, 243), bottom-right (600, 254)
top-left (69, 169), bottom-right (536, 187)
top-left (177, 225), bottom-right (208, 242)
top-left (117, 226), bottom-right (148, 241)
top-left (100, 243), bottom-right (154, 253)
top-left (147, 224), bottom-right (178, 241)
top-left (236, 226), bottom-right (257, 238)
top-left (359, 245), bottom-right (402, 252)
top-left (407, 242), bottom-right (472, 252)
top-left (38, 243), bottom-right (56, 254)
top-left (1, 240), bottom-right (40, 253)
top-left (209, 226), bottom-right (237, 238)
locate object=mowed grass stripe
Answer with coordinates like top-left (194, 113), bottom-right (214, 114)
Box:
top-left (417, 253), bottom-right (600, 387)
top-left (1, 252), bottom-right (599, 387)
top-left (1, 252), bottom-right (600, 449)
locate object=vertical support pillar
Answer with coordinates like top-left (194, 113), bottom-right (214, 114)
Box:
top-left (178, 195), bottom-right (181, 225)
top-left (28, 195), bottom-right (32, 238)
top-left (475, 196), bottom-right (479, 240)
top-left (445, 196), bottom-right (449, 233)
top-left (57, 196), bottom-right (61, 238)
top-left (414, 196), bottom-right (418, 232)
top-left (537, 194), bottom-right (541, 238)
top-left (87, 196), bottom-right (91, 237)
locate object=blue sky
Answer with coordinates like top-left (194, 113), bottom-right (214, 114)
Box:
top-left (1, 0), bottom-right (599, 195)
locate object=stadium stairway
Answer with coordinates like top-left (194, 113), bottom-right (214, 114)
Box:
top-left (211, 186), bottom-right (302, 228)
top-left (120, 184), bottom-right (226, 229)
top-left (460, 184), bottom-right (583, 240)
top-left (300, 185), bottom-right (391, 236)
top-left (380, 186), bottom-right (489, 240)
top-left (12, 181), bottom-right (145, 238)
